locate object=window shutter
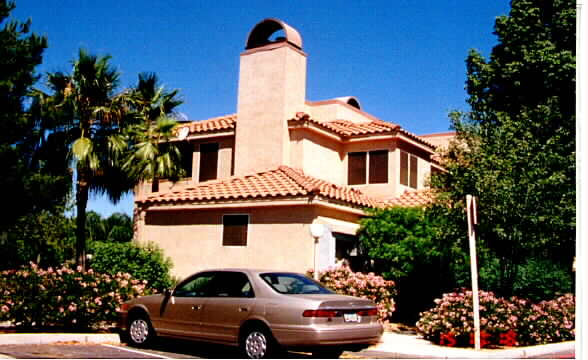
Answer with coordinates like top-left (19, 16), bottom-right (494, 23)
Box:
top-left (369, 150), bottom-right (388, 184)
top-left (348, 152), bottom-right (367, 185)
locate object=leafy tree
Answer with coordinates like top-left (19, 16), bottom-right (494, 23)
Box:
top-left (86, 211), bottom-right (133, 243)
top-left (358, 206), bottom-right (461, 322)
top-left (430, 0), bottom-right (575, 297)
top-left (0, 0), bottom-right (69, 231)
top-left (88, 241), bottom-right (174, 291)
top-left (34, 49), bottom-right (131, 270)
top-left (123, 72), bottom-right (185, 187)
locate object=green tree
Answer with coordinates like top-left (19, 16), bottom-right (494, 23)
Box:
top-left (34, 49), bottom-right (130, 270)
top-left (0, 0), bottom-right (72, 269)
top-left (86, 211), bottom-right (133, 243)
top-left (123, 72), bottom-right (185, 187)
top-left (430, 0), bottom-right (575, 297)
top-left (0, 0), bottom-right (69, 230)
top-left (358, 206), bottom-right (462, 322)
top-left (88, 241), bottom-right (174, 291)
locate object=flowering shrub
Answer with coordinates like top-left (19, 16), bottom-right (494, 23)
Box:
top-left (0, 263), bottom-right (150, 330)
top-left (515, 294), bottom-right (575, 345)
top-left (307, 265), bottom-right (396, 322)
top-left (416, 290), bottom-right (575, 348)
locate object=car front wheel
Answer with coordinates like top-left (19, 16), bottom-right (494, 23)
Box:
top-left (127, 314), bottom-right (154, 347)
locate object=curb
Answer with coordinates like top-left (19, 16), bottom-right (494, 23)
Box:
top-left (362, 332), bottom-right (575, 359)
top-left (0, 333), bottom-right (120, 345)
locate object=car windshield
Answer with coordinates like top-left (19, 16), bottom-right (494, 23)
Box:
top-left (260, 272), bottom-right (333, 295)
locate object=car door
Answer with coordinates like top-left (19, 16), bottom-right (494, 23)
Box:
top-left (199, 271), bottom-right (256, 344)
top-left (157, 272), bottom-right (214, 338)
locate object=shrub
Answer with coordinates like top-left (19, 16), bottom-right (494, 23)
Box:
top-left (515, 294), bottom-right (575, 345)
top-left (416, 290), bottom-right (575, 347)
top-left (88, 241), bottom-right (173, 291)
top-left (0, 263), bottom-right (149, 330)
top-left (308, 265), bottom-right (396, 322)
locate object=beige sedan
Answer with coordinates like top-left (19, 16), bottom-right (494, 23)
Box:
top-left (118, 269), bottom-right (383, 358)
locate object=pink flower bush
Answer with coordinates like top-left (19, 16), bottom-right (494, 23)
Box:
top-left (308, 265), bottom-right (396, 322)
top-left (0, 262), bottom-right (150, 330)
top-left (416, 289), bottom-right (575, 347)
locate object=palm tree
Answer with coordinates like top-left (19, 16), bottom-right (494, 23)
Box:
top-left (123, 72), bottom-right (185, 187)
top-left (35, 49), bottom-right (128, 270)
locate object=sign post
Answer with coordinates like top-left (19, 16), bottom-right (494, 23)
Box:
top-left (466, 195), bottom-right (481, 350)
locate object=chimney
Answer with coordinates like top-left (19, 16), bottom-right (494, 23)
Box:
top-left (234, 18), bottom-right (307, 175)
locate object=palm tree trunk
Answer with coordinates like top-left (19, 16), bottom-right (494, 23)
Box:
top-left (76, 172), bottom-right (89, 271)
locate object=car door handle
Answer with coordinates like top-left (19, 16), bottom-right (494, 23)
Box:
top-left (191, 305), bottom-right (202, 311)
top-left (239, 307), bottom-right (249, 312)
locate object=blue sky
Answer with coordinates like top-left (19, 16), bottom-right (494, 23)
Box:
top-left (13, 0), bottom-right (511, 217)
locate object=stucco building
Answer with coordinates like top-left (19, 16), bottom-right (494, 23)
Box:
top-left (133, 18), bottom-right (453, 279)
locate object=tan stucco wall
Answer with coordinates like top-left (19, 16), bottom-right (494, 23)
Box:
top-left (290, 130), bottom-right (345, 184)
top-left (420, 132), bottom-right (456, 150)
top-left (137, 206), bottom-right (317, 279)
top-left (307, 101), bottom-right (375, 124)
top-left (235, 43), bottom-right (307, 176)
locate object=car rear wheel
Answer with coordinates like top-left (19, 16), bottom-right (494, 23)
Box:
top-left (127, 314), bottom-right (154, 347)
top-left (241, 327), bottom-right (278, 359)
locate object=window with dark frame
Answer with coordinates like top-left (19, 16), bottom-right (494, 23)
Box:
top-left (223, 214), bottom-right (248, 247)
top-left (369, 150), bottom-right (388, 184)
top-left (177, 142), bottom-right (193, 178)
top-left (348, 150), bottom-right (388, 185)
top-left (199, 143), bottom-right (219, 182)
top-left (348, 152), bottom-right (367, 185)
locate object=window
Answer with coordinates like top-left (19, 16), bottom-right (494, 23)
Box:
top-left (199, 143), bottom-right (219, 182)
top-left (223, 214), bottom-right (248, 246)
top-left (348, 152), bottom-right (366, 185)
top-left (400, 151), bottom-right (418, 189)
top-left (348, 150), bottom-right (388, 185)
top-left (369, 150), bottom-right (388, 183)
top-left (177, 142), bottom-right (193, 178)
top-left (173, 271), bottom-right (254, 298)
top-left (174, 272), bottom-right (215, 297)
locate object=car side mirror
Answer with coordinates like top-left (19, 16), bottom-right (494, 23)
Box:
top-left (164, 288), bottom-right (173, 298)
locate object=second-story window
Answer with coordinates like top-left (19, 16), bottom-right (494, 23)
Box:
top-left (199, 143), bottom-right (219, 182)
top-left (400, 151), bottom-right (418, 189)
top-left (177, 142), bottom-right (193, 178)
top-left (348, 150), bottom-right (388, 185)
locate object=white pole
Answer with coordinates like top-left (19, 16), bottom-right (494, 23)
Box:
top-left (466, 195), bottom-right (481, 350)
top-left (576, 2), bottom-right (587, 360)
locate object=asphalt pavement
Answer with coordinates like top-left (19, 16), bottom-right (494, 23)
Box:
top-left (0, 329), bottom-right (576, 359)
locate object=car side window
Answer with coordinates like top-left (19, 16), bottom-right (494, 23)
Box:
top-left (174, 273), bottom-right (215, 297)
top-left (209, 272), bottom-right (255, 298)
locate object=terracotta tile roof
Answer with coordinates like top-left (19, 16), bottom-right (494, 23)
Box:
top-left (381, 190), bottom-right (433, 207)
top-left (291, 112), bottom-right (435, 148)
top-left (176, 114), bottom-right (236, 135)
top-left (139, 166), bottom-right (381, 208)
top-left (292, 112), bottom-right (400, 136)
top-left (176, 112), bottom-right (435, 149)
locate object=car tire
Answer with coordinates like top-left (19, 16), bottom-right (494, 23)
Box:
top-left (241, 327), bottom-right (279, 359)
top-left (312, 348), bottom-right (344, 358)
top-left (127, 314), bottom-right (154, 347)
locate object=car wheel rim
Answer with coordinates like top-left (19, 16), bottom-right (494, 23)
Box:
top-left (245, 331), bottom-right (267, 358)
top-left (129, 319), bottom-right (149, 344)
